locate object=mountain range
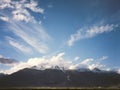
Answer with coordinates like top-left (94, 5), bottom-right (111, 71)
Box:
top-left (0, 67), bottom-right (120, 88)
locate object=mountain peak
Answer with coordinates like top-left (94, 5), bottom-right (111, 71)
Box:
top-left (92, 68), bottom-right (101, 72)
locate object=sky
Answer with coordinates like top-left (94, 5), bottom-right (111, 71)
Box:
top-left (0, 0), bottom-right (120, 74)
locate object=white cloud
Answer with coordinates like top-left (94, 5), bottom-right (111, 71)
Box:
top-left (6, 37), bottom-right (32, 54)
top-left (0, 55), bottom-right (3, 58)
top-left (12, 8), bottom-right (35, 22)
top-left (88, 63), bottom-right (105, 70)
top-left (8, 22), bottom-right (50, 54)
top-left (0, 0), bottom-right (14, 9)
top-left (12, 12), bottom-right (30, 22)
top-left (0, 16), bottom-right (9, 21)
top-left (0, 0), bottom-right (51, 54)
top-left (99, 56), bottom-right (108, 61)
top-left (0, 52), bottom-right (108, 74)
top-left (80, 58), bottom-right (93, 65)
top-left (25, 0), bottom-right (44, 13)
top-left (0, 52), bottom-right (72, 74)
top-left (0, 0), bottom-right (44, 22)
top-left (117, 69), bottom-right (120, 74)
top-left (68, 24), bottom-right (118, 46)
top-left (74, 56), bottom-right (80, 61)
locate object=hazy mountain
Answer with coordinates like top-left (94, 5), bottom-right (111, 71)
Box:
top-left (0, 67), bottom-right (120, 88)
top-left (77, 68), bottom-right (91, 72)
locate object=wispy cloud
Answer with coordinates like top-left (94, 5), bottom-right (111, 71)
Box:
top-left (48, 3), bottom-right (53, 8)
top-left (0, 0), bottom-right (51, 54)
top-left (99, 56), bottom-right (108, 61)
top-left (6, 37), bottom-right (32, 54)
top-left (68, 24), bottom-right (118, 46)
top-left (8, 22), bottom-right (50, 54)
top-left (0, 52), bottom-right (108, 74)
top-left (80, 58), bottom-right (93, 65)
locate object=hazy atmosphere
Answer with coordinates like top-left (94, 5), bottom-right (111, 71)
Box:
top-left (0, 0), bottom-right (120, 74)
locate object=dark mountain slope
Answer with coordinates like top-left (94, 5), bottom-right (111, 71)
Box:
top-left (0, 73), bottom-right (6, 79)
top-left (0, 68), bottom-right (67, 87)
top-left (66, 70), bottom-right (120, 87)
top-left (0, 68), bottom-right (120, 87)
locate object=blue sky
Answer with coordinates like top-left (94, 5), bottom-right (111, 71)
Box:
top-left (0, 0), bottom-right (120, 74)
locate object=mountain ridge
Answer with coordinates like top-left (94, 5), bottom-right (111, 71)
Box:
top-left (0, 67), bottom-right (120, 88)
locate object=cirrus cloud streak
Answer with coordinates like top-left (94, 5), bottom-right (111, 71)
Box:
top-left (68, 24), bottom-right (118, 46)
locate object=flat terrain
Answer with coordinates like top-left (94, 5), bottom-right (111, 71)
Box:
top-left (0, 87), bottom-right (120, 90)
